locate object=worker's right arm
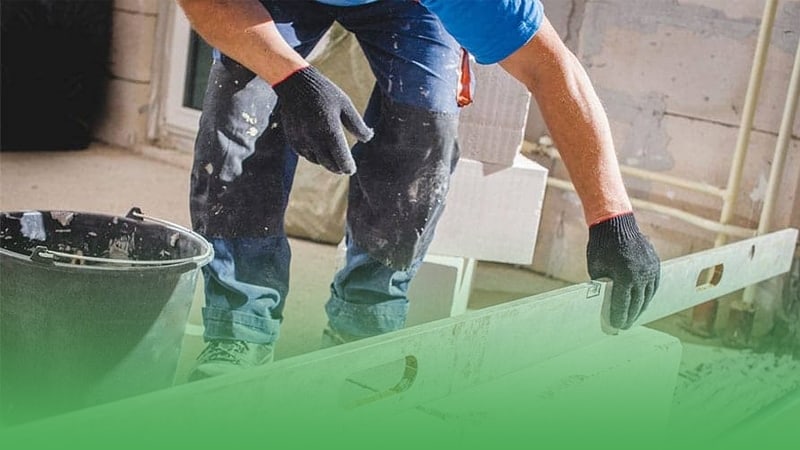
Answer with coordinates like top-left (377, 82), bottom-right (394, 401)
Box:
top-left (176, 0), bottom-right (372, 175)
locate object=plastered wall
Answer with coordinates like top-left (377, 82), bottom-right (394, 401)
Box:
top-left (528, 0), bottom-right (800, 283)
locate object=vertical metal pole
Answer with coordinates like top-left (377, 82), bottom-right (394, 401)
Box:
top-left (689, 0), bottom-right (779, 336)
top-left (735, 35), bottom-right (800, 312)
top-left (715, 0), bottom-right (779, 244)
top-left (726, 34), bottom-right (800, 347)
top-left (751, 37), bottom-right (800, 239)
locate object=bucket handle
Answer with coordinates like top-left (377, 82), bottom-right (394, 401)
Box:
top-left (126, 207), bottom-right (213, 266)
top-left (28, 209), bottom-right (213, 268)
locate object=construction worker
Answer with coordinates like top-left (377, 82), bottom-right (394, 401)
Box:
top-left (176, 0), bottom-right (661, 381)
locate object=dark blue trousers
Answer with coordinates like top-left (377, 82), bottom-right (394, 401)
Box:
top-left (190, 0), bottom-right (462, 343)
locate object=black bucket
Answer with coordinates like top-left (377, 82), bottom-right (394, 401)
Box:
top-left (0, 208), bottom-right (213, 426)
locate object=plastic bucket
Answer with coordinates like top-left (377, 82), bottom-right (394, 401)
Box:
top-left (0, 208), bottom-right (212, 426)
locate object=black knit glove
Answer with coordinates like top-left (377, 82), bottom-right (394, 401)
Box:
top-left (272, 66), bottom-right (373, 175)
top-left (587, 213), bottom-right (661, 330)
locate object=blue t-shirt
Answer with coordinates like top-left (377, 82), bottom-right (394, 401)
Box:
top-left (315, 0), bottom-right (544, 64)
top-left (315, 0), bottom-right (380, 5)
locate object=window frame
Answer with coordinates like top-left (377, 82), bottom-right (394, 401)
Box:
top-left (159, 4), bottom-right (202, 151)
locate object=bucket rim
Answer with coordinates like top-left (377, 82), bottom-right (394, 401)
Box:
top-left (0, 208), bottom-right (213, 271)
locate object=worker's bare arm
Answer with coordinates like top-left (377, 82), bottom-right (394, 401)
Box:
top-left (176, 0), bottom-right (307, 84)
top-left (500, 16), bottom-right (660, 330)
top-left (499, 17), bottom-right (632, 226)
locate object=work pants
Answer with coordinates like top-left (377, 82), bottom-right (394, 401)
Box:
top-left (190, 0), bottom-right (462, 343)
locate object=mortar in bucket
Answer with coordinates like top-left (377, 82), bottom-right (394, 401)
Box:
top-left (0, 207), bottom-right (213, 426)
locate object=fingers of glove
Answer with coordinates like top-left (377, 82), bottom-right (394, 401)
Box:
top-left (609, 283), bottom-right (632, 329)
top-left (340, 102), bottom-right (374, 143)
top-left (297, 103), bottom-right (356, 174)
top-left (285, 132), bottom-right (320, 165)
top-left (302, 128), bottom-right (355, 175)
top-left (639, 253), bottom-right (661, 319)
top-left (293, 143), bottom-right (319, 165)
top-left (302, 150), bottom-right (320, 166)
top-left (328, 127), bottom-right (357, 175)
top-left (624, 285), bottom-right (646, 329)
top-left (283, 120), bottom-right (355, 175)
top-left (641, 278), bottom-right (657, 317)
top-left (308, 137), bottom-right (348, 175)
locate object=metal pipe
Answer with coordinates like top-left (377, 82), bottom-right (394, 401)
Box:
top-left (530, 139), bottom-right (757, 243)
top-left (546, 178), bottom-right (755, 238)
top-left (619, 165), bottom-right (726, 198)
top-left (713, 0), bottom-right (779, 247)
top-left (523, 140), bottom-right (727, 198)
top-left (742, 35), bottom-right (800, 307)
top-left (755, 37), bottom-right (800, 236)
top-left (692, 0), bottom-right (778, 334)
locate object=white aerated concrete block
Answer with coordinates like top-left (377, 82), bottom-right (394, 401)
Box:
top-left (429, 155), bottom-right (548, 264)
top-left (406, 255), bottom-right (476, 327)
top-left (457, 63), bottom-right (531, 166)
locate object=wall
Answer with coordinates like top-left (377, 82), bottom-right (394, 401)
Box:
top-left (527, 0), bottom-right (800, 283)
top-left (95, 0), bottom-right (159, 148)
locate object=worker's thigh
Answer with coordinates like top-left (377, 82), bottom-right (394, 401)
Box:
top-left (335, 1), bottom-right (464, 270)
top-left (190, 1), bottom-right (337, 239)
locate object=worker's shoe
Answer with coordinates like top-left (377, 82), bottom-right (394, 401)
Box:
top-left (187, 339), bottom-right (274, 382)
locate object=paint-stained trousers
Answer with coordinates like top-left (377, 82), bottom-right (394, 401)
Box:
top-left (190, 0), bottom-right (462, 344)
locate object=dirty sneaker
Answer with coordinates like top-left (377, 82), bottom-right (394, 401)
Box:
top-left (187, 340), bottom-right (274, 382)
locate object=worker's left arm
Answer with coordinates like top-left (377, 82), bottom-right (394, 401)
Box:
top-left (500, 17), bottom-right (660, 330)
top-left (422, 0), bottom-right (660, 329)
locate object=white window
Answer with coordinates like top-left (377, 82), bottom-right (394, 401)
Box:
top-left (158, 4), bottom-right (212, 151)
top-left (157, 3), bottom-right (333, 151)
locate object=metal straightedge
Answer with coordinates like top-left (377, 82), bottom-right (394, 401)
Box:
top-left (1, 229), bottom-right (797, 444)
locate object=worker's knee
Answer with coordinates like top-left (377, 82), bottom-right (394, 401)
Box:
top-left (347, 100), bottom-right (461, 270)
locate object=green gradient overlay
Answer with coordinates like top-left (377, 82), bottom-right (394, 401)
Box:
top-left (2, 324), bottom-right (798, 450)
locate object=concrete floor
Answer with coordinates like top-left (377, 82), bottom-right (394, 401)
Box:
top-left (0, 143), bottom-right (567, 381)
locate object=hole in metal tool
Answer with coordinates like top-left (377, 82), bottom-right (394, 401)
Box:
top-left (749, 244), bottom-right (756, 260)
top-left (696, 264), bottom-right (724, 290)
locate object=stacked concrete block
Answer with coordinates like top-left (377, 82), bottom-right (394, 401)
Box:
top-left (429, 155), bottom-right (548, 265)
top-left (457, 63), bottom-right (532, 166)
top-left (95, 0), bottom-right (160, 147)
